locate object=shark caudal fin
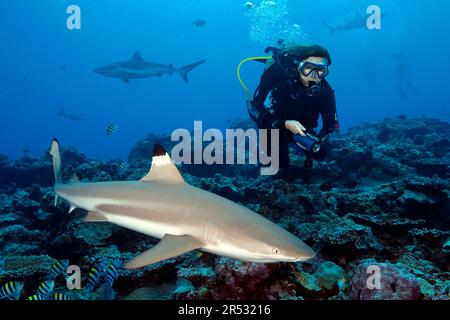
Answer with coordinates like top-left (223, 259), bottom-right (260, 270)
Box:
top-left (177, 60), bottom-right (205, 83)
top-left (322, 20), bottom-right (336, 36)
top-left (49, 139), bottom-right (62, 206)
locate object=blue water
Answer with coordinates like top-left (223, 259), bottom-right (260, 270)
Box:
top-left (1, 0), bottom-right (449, 160)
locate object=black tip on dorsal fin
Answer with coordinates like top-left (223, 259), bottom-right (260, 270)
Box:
top-left (52, 138), bottom-right (59, 144)
top-left (153, 144), bottom-right (167, 157)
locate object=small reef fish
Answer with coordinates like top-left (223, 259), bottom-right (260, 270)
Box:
top-left (85, 265), bottom-right (103, 292)
top-left (49, 259), bottom-right (69, 279)
top-left (51, 293), bottom-right (71, 300)
top-left (0, 281), bottom-right (24, 300)
top-left (192, 19), bottom-right (207, 27)
top-left (26, 294), bottom-right (47, 301)
top-left (37, 280), bottom-right (55, 296)
top-left (58, 107), bottom-right (84, 122)
top-left (0, 256), bottom-right (4, 276)
top-left (106, 123), bottom-right (118, 137)
top-left (118, 162), bottom-right (129, 175)
top-left (104, 260), bottom-right (120, 288)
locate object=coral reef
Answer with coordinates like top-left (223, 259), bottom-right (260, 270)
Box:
top-left (0, 117), bottom-right (448, 300)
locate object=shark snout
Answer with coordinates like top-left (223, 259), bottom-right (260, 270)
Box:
top-left (295, 245), bottom-right (317, 263)
top-left (93, 67), bottom-right (105, 75)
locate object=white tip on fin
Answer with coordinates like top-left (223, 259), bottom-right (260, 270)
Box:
top-left (71, 174), bottom-right (80, 184)
top-left (50, 139), bottom-right (62, 185)
top-left (141, 144), bottom-right (184, 184)
top-left (83, 212), bottom-right (108, 223)
top-left (69, 205), bottom-right (77, 214)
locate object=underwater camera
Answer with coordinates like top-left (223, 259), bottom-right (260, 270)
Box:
top-left (293, 133), bottom-right (324, 154)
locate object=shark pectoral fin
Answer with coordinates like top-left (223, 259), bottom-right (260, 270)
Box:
top-left (121, 78), bottom-right (130, 84)
top-left (123, 234), bottom-right (203, 269)
top-left (141, 144), bottom-right (185, 184)
top-left (83, 212), bottom-right (108, 223)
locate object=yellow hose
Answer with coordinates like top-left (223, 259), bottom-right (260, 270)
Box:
top-left (237, 56), bottom-right (273, 100)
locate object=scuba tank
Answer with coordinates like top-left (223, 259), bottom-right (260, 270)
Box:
top-left (237, 42), bottom-right (307, 123)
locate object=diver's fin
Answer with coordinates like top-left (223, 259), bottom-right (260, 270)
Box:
top-left (141, 144), bottom-right (185, 184)
top-left (177, 60), bottom-right (205, 83)
top-left (83, 212), bottom-right (108, 223)
top-left (123, 234), bottom-right (203, 269)
top-left (121, 77), bottom-right (130, 84)
top-left (132, 50), bottom-right (144, 62)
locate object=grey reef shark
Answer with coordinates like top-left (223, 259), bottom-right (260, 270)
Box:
top-left (93, 50), bottom-right (205, 84)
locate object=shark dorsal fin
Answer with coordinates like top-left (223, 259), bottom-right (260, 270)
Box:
top-left (132, 50), bottom-right (144, 62)
top-left (141, 144), bottom-right (185, 184)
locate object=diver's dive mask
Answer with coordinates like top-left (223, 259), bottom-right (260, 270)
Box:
top-left (298, 61), bottom-right (330, 97)
top-left (298, 61), bottom-right (330, 79)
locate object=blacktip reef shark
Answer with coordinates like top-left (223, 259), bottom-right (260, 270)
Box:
top-left (93, 50), bottom-right (205, 84)
top-left (49, 140), bottom-right (316, 269)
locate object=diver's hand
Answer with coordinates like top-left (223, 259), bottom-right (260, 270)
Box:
top-left (285, 120), bottom-right (307, 136)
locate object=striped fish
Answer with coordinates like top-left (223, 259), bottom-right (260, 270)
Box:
top-left (52, 293), bottom-right (71, 300)
top-left (26, 294), bottom-right (47, 301)
top-left (85, 266), bottom-right (102, 291)
top-left (118, 162), bottom-right (129, 175)
top-left (106, 123), bottom-right (118, 136)
top-left (37, 280), bottom-right (55, 295)
top-left (0, 255), bottom-right (4, 276)
top-left (104, 260), bottom-right (120, 288)
top-left (0, 281), bottom-right (24, 300)
top-left (0, 275), bottom-right (7, 285)
top-left (49, 260), bottom-right (69, 279)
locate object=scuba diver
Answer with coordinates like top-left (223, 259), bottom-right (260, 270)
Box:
top-left (240, 43), bottom-right (339, 173)
top-left (393, 51), bottom-right (419, 98)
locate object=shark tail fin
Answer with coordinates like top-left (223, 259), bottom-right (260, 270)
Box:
top-left (322, 20), bottom-right (335, 36)
top-left (49, 139), bottom-right (62, 205)
top-left (177, 60), bottom-right (206, 83)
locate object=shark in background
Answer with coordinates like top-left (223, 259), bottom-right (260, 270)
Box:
top-left (49, 140), bottom-right (316, 269)
top-left (323, 12), bottom-right (385, 36)
top-left (57, 107), bottom-right (84, 122)
top-left (93, 50), bottom-right (205, 84)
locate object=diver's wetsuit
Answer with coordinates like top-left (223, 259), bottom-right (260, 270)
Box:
top-left (253, 61), bottom-right (339, 169)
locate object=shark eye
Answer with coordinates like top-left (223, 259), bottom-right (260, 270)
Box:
top-left (273, 248), bottom-right (280, 255)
